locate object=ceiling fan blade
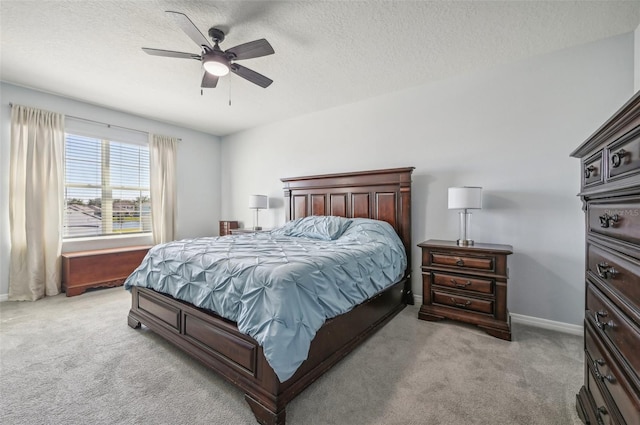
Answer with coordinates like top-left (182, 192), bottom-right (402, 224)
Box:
top-left (166, 10), bottom-right (211, 49)
top-left (201, 72), bottom-right (219, 88)
top-left (142, 47), bottom-right (201, 60)
top-left (226, 39), bottom-right (274, 61)
top-left (231, 64), bottom-right (273, 88)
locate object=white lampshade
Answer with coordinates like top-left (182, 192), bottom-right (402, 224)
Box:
top-left (448, 187), bottom-right (482, 210)
top-left (249, 195), bottom-right (268, 210)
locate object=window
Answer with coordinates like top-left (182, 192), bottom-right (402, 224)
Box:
top-left (63, 128), bottom-right (151, 239)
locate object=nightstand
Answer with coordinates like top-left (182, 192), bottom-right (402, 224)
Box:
top-left (418, 239), bottom-right (513, 341)
top-left (219, 220), bottom-right (239, 236)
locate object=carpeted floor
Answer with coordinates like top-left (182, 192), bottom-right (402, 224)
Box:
top-left (0, 287), bottom-right (583, 425)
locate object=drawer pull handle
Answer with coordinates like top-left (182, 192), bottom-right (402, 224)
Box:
top-left (598, 213), bottom-right (619, 228)
top-left (584, 165), bottom-right (596, 178)
top-left (592, 360), bottom-right (614, 383)
top-left (450, 279), bottom-right (471, 288)
top-left (610, 148), bottom-right (627, 168)
top-left (455, 258), bottom-right (465, 267)
top-left (592, 360), bottom-right (604, 380)
top-left (596, 262), bottom-right (617, 279)
top-left (450, 297), bottom-right (471, 308)
top-left (594, 310), bottom-right (608, 330)
top-left (596, 406), bottom-right (608, 425)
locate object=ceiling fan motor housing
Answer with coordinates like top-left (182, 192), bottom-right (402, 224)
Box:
top-left (208, 27), bottom-right (225, 43)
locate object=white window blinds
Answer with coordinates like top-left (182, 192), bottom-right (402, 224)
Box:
top-left (63, 119), bottom-right (151, 239)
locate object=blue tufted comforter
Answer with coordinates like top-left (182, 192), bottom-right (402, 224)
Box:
top-left (124, 218), bottom-right (407, 382)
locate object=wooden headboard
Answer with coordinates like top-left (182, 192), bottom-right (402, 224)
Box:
top-left (281, 167), bottom-right (414, 282)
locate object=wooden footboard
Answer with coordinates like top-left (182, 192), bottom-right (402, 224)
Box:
top-left (128, 279), bottom-right (407, 425)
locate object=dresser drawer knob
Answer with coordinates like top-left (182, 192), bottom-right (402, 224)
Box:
top-left (598, 213), bottom-right (619, 228)
top-left (584, 165), bottom-right (596, 178)
top-left (610, 148), bottom-right (627, 168)
top-left (450, 278), bottom-right (471, 288)
top-left (450, 297), bottom-right (471, 308)
top-left (596, 262), bottom-right (617, 279)
top-left (455, 258), bottom-right (465, 267)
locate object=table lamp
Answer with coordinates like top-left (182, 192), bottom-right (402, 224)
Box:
top-left (249, 195), bottom-right (268, 230)
top-left (448, 187), bottom-right (482, 246)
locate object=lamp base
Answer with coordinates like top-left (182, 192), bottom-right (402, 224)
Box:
top-left (253, 226), bottom-right (262, 231)
top-left (457, 239), bottom-right (474, 246)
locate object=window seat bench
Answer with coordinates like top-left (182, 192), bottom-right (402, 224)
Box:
top-left (61, 245), bottom-right (152, 296)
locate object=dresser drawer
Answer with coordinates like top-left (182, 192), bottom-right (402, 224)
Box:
top-left (607, 130), bottom-right (640, 182)
top-left (432, 272), bottom-right (493, 295)
top-left (588, 199), bottom-right (640, 247)
top-left (583, 151), bottom-right (604, 188)
top-left (588, 243), bottom-right (640, 319)
top-left (586, 283), bottom-right (640, 377)
top-left (586, 358), bottom-right (617, 425)
top-left (432, 291), bottom-right (493, 315)
top-left (430, 252), bottom-right (494, 272)
top-left (586, 321), bottom-right (640, 425)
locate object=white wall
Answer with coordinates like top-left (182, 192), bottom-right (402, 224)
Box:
top-left (0, 82), bottom-right (222, 298)
top-left (221, 33), bottom-right (635, 326)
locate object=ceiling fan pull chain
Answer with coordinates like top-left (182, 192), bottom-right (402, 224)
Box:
top-left (229, 78), bottom-right (232, 106)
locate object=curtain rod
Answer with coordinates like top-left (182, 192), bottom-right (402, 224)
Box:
top-left (9, 102), bottom-right (182, 141)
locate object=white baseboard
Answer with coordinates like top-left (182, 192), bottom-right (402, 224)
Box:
top-left (0, 293), bottom-right (8, 302)
top-left (412, 294), bottom-right (583, 336)
top-left (510, 313), bottom-right (583, 336)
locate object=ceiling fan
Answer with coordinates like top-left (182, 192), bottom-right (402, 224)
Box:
top-left (142, 11), bottom-right (274, 89)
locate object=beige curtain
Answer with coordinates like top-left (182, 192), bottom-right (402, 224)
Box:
top-left (9, 105), bottom-right (65, 301)
top-left (149, 133), bottom-right (177, 244)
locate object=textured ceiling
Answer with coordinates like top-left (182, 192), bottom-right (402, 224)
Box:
top-left (2, 1), bottom-right (640, 136)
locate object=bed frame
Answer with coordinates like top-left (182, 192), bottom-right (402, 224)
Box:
top-left (127, 167), bottom-right (414, 425)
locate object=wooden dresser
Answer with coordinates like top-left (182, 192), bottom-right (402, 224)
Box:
top-left (418, 239), bottom-right (513, 341)
top-left (62, 246), bottom-right (151, 296)
top-left (571, 92), bottom-right (640, 425)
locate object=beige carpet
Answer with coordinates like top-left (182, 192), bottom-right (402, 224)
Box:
top-left (0, 287), bottom-right (583, 425)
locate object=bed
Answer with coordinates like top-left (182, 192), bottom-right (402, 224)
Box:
top-left (126, 167), bottom-right (414, 425)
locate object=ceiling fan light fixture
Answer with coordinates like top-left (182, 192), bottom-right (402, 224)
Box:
top-left (203, 55), bottom-right (229, 76)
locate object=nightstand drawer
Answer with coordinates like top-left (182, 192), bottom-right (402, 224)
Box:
top-left (430, 253), bottom-right (494, 271)
top-left (432, 272), bottom-right (493, 295)
top-left (432, 291), bottom-right (493, 315)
